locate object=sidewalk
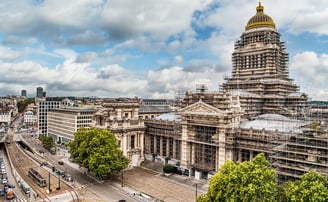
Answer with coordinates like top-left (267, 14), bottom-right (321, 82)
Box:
top-left (58, 146), bottom-right (209, 202)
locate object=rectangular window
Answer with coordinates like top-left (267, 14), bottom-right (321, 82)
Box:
top-left (130, 135), bottom-right (135, 149)
top-left (150, 135), bottom-right (154, 154)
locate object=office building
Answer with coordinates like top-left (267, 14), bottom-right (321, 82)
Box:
top-left (21, 90), bottom-right (27, 97)
top-left (47, 107), bottom-right (95, 144)
top-left (36, 87), bottom-right (43, 98)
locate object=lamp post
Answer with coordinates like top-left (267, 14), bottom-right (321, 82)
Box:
top-left (121, 169), bottom-right (124, 187)
top-left (47, 172), bottom-right (51, 193)
top-left (195, 183), bottom-right (198, 201)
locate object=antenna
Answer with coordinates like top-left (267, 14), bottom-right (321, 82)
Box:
top-left (196, 84), bottom-right (208, 92)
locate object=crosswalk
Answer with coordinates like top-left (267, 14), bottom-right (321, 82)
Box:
top-left (9, 198), bottom-right (28, 202)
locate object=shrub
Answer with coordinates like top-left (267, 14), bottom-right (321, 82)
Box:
top-left (163, 164), bottom-right (174, 173)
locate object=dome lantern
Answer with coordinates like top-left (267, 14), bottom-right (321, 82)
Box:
top-left (245, 2), bottom-right (276, 31)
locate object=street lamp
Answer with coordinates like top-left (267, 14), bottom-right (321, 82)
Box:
top-left (47, 172), bottom-right (52, 193)
top-left (195, 183), bottom-right (198, 201)
top-left (121, 169), bottom-right (124, 187)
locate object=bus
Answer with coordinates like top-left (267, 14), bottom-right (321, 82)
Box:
top-left (20, 181), bottom-right (30, 196)
top-left (28, 168), bottom-right (46, 187)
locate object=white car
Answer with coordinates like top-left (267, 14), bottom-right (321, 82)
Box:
top-left (1, 169), bottom-right (6, 174)
top-left (1, 178), bottom-right (7, 184)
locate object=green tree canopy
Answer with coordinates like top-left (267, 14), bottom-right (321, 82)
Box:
top-left (17, 98), bottom-right (35, 113)
top-left (198, 153), bottom-right (277, 202)
top-left (68, 127), bottom-right (130, 177)
top-left (282, 171), bottom-right (328, 202)
top-left (39, 134), bottom-right (55, 150)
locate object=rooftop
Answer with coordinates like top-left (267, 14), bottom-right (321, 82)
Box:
top-left (241, 114), bottom-right (310, 133)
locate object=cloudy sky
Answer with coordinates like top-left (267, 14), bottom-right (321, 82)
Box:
top-left (0, 0), bottom-right (327, 100)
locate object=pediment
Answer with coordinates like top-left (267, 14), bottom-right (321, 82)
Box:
top-left (180, 100), bottom-right (224, 114)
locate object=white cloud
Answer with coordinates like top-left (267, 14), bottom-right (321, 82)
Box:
top-left (174, 56), bottom-right (183, 64)
top-left (290, 51), bottom-right (328, 100)
top-left (53, 49), bottom-right (77, 60)
top-left (0, 46), bottom-right (21, 60)
top-left (146, 65), bottom-right (222, 98)
top-left (0, 59), bottom-right (149, 97)
top-left (101, 0), bottom-right (210, 40)
top-left (0, 0), bottom-right (327, 101)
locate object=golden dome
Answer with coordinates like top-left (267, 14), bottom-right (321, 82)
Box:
top-left (245, 2), bottom-right (276, 31)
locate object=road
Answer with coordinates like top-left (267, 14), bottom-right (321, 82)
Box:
top-left (20, 129), bottom-right (140, 202)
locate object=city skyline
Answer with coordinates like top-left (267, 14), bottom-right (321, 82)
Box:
top-left (0, 0), bottom-right (327, 100)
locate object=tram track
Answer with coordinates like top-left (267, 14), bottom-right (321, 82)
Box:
top-left (6, 131), bottom-right (73, 200)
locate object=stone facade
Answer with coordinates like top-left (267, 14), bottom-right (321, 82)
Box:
top-left (143, 3), bottom-right (328, 182)
top-left (93, 98), bottom-right (145, 166)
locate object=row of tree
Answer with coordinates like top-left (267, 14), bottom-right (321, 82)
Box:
top-left (197, 153), bottom-right (328, 202)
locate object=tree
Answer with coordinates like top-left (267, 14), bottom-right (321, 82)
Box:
top-left (197, 153), bottom-right (277, 202)
top-left (282, 171), bottom-right (328, 202)
top-left (68, 127), bottom-right (130, 177)
top-left (17, 98), bottom-right (35, 113)
top-left (39, 134), bottom-right (55, 150)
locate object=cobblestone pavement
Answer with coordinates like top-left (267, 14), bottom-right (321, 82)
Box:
top-left (119, 167), bottom-right (208, 202)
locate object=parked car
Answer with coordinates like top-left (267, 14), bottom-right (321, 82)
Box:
top-left (3, 184), bottom-right (9, 192)
top-left (40, 161), bottom-right (48, 166)
top-left (0, 188), bottom-right (4, 196)
top-left (6, 183), bottom-right (15, 188)
top-left (5, 188), bottom-right (15, 200)
top-left (1, 174), bottom-right (7, 180)
top-left (58, 160), bottom-right (64, 165)
top-left (1, 178), bottom-right (7, 184)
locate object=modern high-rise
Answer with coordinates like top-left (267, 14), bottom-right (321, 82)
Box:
top-left (36, 87), bottom-right (43, 98)
top-left (21, 90), bottom-right (27, 97)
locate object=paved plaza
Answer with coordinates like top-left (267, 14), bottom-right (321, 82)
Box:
top-left (118, 166), bottom-right (208, 202)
